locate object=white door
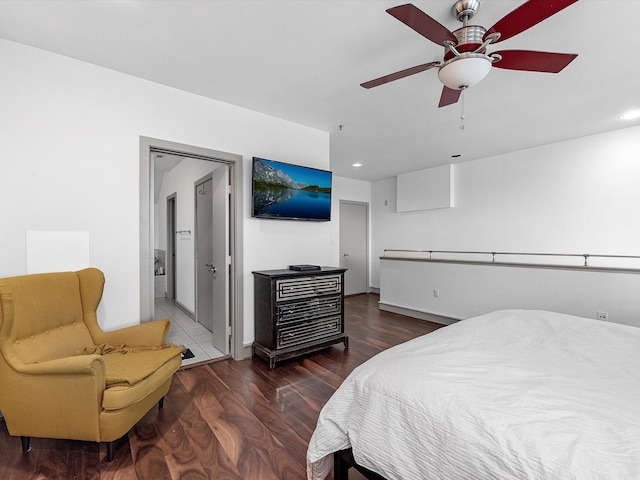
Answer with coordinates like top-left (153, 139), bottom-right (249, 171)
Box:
top-left (195, 167), bottom-right (230, 354)
top-left (195, 177), bottom-right (214, 332)
top-left (210, 166), bottom-right (230, 354)
top-left (339, 201), bottom-right (368, 295)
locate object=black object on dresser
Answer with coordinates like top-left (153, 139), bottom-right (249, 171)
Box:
top-left (253, 267), bottom-right (349, 370)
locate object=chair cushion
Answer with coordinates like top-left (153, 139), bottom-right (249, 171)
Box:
top-left (13, 322), bottom-right (96, 365)
top-left (76, 343), bottom-right (184, 387)
top-left (102, 351), bottom-right (183, 411)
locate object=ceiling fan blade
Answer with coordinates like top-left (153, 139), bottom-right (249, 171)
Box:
top-left (485, 0), bottom-right (579, 43)
top-left (438, 86), bottom-right (461, 108)
top-left (361, 61), bottom-right (440, 89)
top-left (492, 50), bottom-right (578, 73)
top-left (387, 4), bottom-right (457, 46)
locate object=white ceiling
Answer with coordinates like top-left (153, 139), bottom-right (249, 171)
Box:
top-left (1, 0), bottom-right (638, 181)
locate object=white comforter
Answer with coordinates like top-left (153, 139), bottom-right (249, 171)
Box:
top-left (307, 310), bottom-right (640, 480)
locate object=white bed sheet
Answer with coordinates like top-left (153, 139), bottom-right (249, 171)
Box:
top-left (307, 310), bottom-right (640, 480)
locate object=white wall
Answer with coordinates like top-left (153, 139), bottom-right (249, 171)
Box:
top-left (372, 126), bottom-right (640, 289)
top-left (332, 176), bottom-right (372, 214)
top-left (380, 259), bottom-right (640, 326)
top-left (397, 164), bottom-right (453, 212)
top-left (0, 38), bottom-right (332, 342)
top-left (372, 126), bottom-right (640, 325)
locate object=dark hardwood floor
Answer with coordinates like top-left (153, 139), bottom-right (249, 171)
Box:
top-left (0, 294), bottom-right (442, 479)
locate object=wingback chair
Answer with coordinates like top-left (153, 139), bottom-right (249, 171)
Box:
top-left (0, 268), bottom-right (184, 461)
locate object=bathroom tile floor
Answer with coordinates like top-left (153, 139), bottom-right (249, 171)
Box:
top-left (154, 297), bottom-right (227, 366)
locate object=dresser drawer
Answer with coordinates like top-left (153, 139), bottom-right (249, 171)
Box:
top-left (276, 316), bottom-right (342, 348)
top-left (276, 295), bottom-right (342, 326)
top-left (275, 274), bottom-right (342, 301)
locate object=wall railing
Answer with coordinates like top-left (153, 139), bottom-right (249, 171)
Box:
top-left (381, 249), bottom-right (640, 274)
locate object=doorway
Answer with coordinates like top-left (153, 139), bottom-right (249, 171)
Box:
top-left (339, 201), bottom-right (369, 295)
top-left (139, 136), bottom-right (244, 360)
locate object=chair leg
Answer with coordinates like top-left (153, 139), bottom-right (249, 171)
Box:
top-left (21, 436), bottom-right (31, 453)
top-left (159, 396), bottom-right (165, 409)
top-left (106, 441), bottom-right (114, 462)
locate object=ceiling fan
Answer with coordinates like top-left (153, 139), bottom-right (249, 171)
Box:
top-left (361, 0), bottom-right (579, 107)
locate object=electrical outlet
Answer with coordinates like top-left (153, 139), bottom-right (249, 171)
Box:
top-left (433, 289), bottom-right (440, 298)
top-left (597, 311), bottom-right (608, 321)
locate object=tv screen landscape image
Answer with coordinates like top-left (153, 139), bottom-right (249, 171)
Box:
top-left (252, 157), bottom-right (332, 221)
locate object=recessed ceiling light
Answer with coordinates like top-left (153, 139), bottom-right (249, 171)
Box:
top-left (619, 109), bottom-right (640, 121)
top-left (352, 163), bottom-right (362, 167)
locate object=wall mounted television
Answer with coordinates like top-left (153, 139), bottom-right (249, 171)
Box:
top-left (251, 157), bottom-right (332, 221)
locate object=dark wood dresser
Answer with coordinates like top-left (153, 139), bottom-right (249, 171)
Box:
top-left (252, 267), bottom-right (349, 369)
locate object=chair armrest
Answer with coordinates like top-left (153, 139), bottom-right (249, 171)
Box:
top-left (0, 354), bottom-right (107, 440)
top-left (94, 319), bottom-right (170, 346)
top-left (9, 353), bottom-right (106, 380)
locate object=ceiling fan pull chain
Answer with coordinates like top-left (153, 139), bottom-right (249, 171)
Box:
top-left (460, 89), bottom-right (465, 130)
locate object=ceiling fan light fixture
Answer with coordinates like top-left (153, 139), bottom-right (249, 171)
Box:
top-left (437, 53), bottom-right (492, 90)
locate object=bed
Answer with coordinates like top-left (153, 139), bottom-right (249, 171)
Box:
top-left (307, 309), bottom-right (640, 480)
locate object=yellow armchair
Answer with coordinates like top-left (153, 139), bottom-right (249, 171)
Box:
top-left (0, 268), bottom-right (184, 461)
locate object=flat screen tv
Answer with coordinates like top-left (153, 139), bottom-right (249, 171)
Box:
top-left (252, 157), bottom-right (332, 221)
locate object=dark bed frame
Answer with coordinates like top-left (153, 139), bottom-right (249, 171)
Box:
top-left (333, 448), bottom-right (387, 480)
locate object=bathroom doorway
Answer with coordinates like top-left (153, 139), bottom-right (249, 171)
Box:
top-left (139, 136), bottom-right (244, 360)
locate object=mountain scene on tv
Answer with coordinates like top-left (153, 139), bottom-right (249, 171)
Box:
top-left (253, 158), bottom-right (331, 220)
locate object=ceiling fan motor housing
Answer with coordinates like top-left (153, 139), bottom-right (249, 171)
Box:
top-left (444, 25), bottom-right (487, 60)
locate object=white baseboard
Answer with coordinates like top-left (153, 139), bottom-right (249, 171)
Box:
top-left (175, 300), bottom-right (195, 320)
top-left (241, 343), bottom-right (253, 359)
top-left (378, 302), bottom-right (459, 325)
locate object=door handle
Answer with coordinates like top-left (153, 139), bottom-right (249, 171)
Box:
top-left (341, 253), bottom-right (349, 257)
top-left (205, 263), bottom-right (217, 273)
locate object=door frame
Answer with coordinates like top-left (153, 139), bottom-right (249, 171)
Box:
top-left (166, 193), bottom-right (176, 300)
top-left (339, 200), bottom-right (370, 295)
top-left (139, 136), bottom-right (244, 360)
